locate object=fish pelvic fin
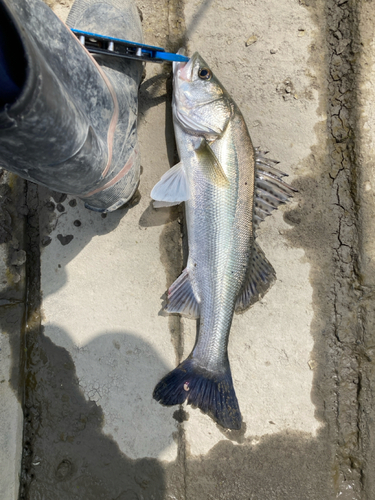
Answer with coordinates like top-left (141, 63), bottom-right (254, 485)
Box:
top-left (165, 267), bottom-right (200, 319)
top-left (235, 241), bottom-right (276, 312)
top-left (153, 358), bottom-right (242, 430)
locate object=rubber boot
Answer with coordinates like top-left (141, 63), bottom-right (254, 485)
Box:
top-left (0, 0), bottom-right (143, 212)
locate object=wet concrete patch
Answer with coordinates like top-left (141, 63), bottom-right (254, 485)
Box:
top-left (184, 429), bottom-right (334, 500)
top-left (56, 234), bottom-right (74, 246)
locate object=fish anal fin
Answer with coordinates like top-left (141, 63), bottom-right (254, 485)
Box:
top-left (151, 161), bottom-right (190, 205)
top-left (195, 140), bottom-right (230, 188)
top-left (165, 268), bottom-right (200, 319)
top-left (235, 242), bottom-right (276, 312)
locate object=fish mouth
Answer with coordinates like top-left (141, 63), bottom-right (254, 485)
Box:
top-left (173, 50), bottom-right (197, 84)
top-left (172, 48), bottom-right (187, 74)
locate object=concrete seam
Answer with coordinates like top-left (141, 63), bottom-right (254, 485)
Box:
top-left (166, 0), bottom-right (188, 498)
top-left (326, 0), bottom-right (364, 497)
top-left (18, 182), bottom-right (42, 500)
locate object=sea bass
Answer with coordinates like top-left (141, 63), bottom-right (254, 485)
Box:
top-left (151, 52), bottom-right (296, 429)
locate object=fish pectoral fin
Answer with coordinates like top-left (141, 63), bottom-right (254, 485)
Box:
top-left (253, 149), bottom-right (297, 232)
top-left (195, 140), bottom-right (230, 188)
top-left (165, 267), bottom-right (200, 319)
top-left (235, 242), bottom-right (276, 312)
top-left (151, 162), bottom-right (190, 205)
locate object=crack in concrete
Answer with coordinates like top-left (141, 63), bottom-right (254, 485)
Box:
top-left (165, 1), bottom-right (188, 499)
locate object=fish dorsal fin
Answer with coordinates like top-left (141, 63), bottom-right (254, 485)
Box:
top-left (195, 140), bottom-right (230, 188)
top-left (165, 267), bottom-right (200, 319)
top-left (254, 149), bottom-right (297, 231)
top-left (151, 161), bottom-right (190, 206)
top-left (235, 241), bottom-right (276, 312)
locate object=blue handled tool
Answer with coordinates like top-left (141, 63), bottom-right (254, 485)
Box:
top-left (71, 28), bottom-right (189, 64)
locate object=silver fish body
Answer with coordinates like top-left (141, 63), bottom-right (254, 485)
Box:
top-left (152, 52), bottom-right (296, 429)
top-left (175, 112), bottom-right (254, 371)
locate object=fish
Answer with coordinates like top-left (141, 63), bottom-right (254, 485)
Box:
top-left (151, 51), bottom-right (296, 429)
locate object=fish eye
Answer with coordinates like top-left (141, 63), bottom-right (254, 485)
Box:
top-left (198, 68), bottom-right (212, 80)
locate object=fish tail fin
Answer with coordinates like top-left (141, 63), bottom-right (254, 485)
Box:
top-left (153, 358), bottom-right (242, 430)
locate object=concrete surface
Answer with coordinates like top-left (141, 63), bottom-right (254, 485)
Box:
top-left (0, 172), bottom-right (26, 500)
top-left (181, 0), bottom-right (320, 457)
top-left (2, 0), bottom-right (375, 498)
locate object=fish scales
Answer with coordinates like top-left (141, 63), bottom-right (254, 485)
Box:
top-left (151, 51), bottom-right (296, 429)
top-left (187, 115), bottom-right (254, 368)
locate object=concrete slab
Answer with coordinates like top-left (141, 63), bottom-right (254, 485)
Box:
top-left (40, 190), bottom-right (180, 461)
top-left (19, 1), bottom-right (185, 498)
top-left (181, 0), bottom-right (321, 452)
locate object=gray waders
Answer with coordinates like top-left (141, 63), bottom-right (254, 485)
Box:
top-left (0, 0), bottom-right (143, 212)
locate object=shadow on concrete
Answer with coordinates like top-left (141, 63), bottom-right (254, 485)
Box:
top-left (37, 184), bottom-right (141, 298)
top-left (139, 202), bottom-right (180, 228)
top-left (5, 310), bottom-right (336, 499)
top-left (18, 326), bottom-right (173, 500)
top-left (139, 73), bottom-right (168, 119)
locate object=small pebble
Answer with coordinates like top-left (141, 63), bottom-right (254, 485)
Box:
top-left (69, 199), bottom-right (77, 207)
top-left (56, 203), bottom-right (65, 213)
top-left (308, 359), bottom-right (317, 370)
top-left (73, 220), bottom-right (81, 227)
top-left (245, 35), bottom-right (257, 47)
